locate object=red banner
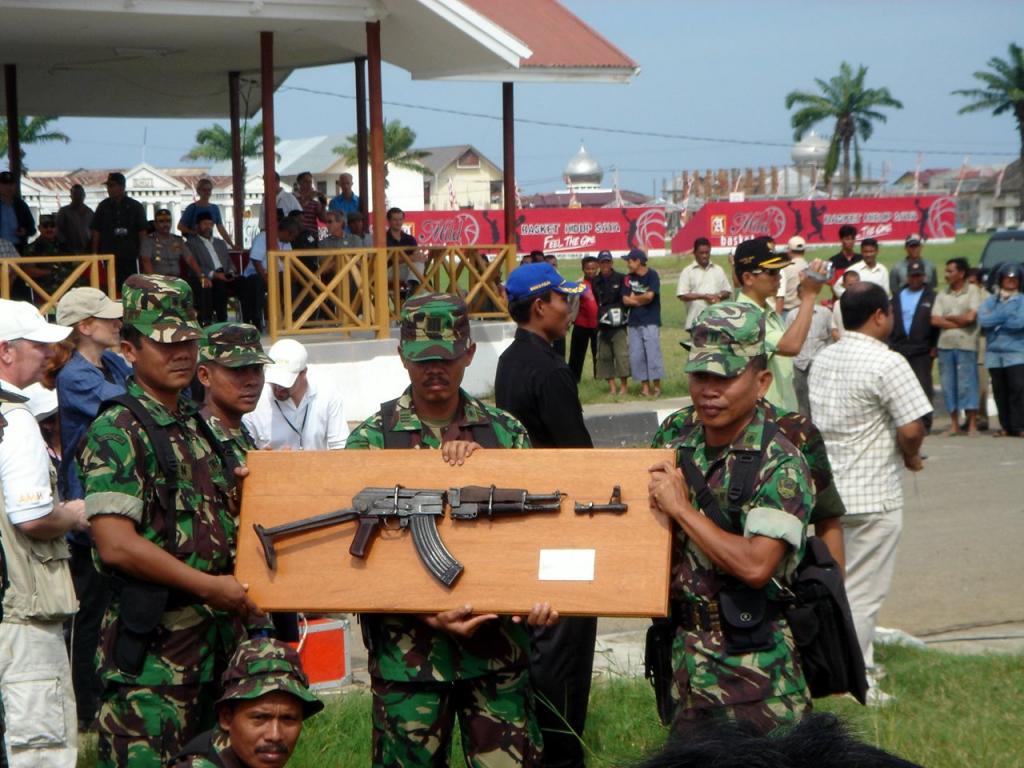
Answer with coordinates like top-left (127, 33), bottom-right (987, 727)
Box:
top-left (672, 195), bottom-right (956, 252)
top-left (402, 207), bottom-right (667, 254)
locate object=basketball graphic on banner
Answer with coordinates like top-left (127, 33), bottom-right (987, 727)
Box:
top-left (925, 197), bottom-right (957, 239)
top-left (637, 209), bottom-right (666, 249)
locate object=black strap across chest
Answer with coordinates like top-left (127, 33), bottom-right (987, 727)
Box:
top-left (379, 397), bottom-right (501, 449)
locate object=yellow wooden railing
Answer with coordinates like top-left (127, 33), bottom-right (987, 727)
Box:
top-left (0, 254), bottom-right (117, 314)
top-left (266, 244), bottom-right (516, 340)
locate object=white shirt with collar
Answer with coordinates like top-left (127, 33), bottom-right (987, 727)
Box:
top-left (0, 379), bottom-right (55, 524)
top-left (675, 261), bottom-right (733, 329)
top-left (243, 372), bottom-right (349, 451)
top-left (849, 261), bottom-right (891, 296)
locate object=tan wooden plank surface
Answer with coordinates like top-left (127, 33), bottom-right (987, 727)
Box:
top-left (236, 449), bottom-right (674, 616)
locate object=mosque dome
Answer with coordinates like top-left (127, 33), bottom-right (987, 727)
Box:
top-left (791, 131), bottom-right (829, 167)
top-left (563, 143), bottom-right (603, 186)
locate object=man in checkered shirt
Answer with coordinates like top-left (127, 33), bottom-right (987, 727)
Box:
top-left (808, 282), bottom-right (931, 705)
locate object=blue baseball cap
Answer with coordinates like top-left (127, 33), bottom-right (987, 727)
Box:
top-left (621, 248), bottom-right (648, 264)
top-left (505, 262), bottom-right (585, 303)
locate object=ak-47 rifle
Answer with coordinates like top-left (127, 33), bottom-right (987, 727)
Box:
top-left (254, 485), bottom-right (564, 587)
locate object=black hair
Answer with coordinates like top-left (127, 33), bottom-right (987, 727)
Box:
top-left (121, 324), bottom-right (144, 349)
top-left (154, 208), bottom-right (171, 218)
top-left (631, 713), bottom-right (922, 768)
top-left (509, 290), bottom-right (553, 325)
top-left (860, 237), bottom-right (879, 249)
top-left (386, 207), bottom-right (403, 219)
top-left (693, 237), bottom-right (711, 250)
top-left (748, 353), bottom-right (768, 372)
top-left (946, 257), bottom-right (969, 275)
top-left (581, 256), bottom-right (598, 266)
top-left (840, 282), bottom-right (889, 331)
top-left (838, 224), bottom-right (858, 239)
top-left (296, 171), bottom-right (312, 182)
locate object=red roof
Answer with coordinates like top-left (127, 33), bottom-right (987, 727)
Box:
top-left (463, 0), bottom-right (637, 71)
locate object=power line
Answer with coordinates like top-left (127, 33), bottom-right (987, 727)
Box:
top-left (279, 84), bottom-right (1016, 158)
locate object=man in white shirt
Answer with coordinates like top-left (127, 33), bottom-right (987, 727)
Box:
top-left (0, 300), bottom-right (84, 766)
top-left (808, 282), bottom-right (932, 705)
top-left (775, 236), bottom-right (810, 321)
top-left (849, 238), bottom-right (890, 296)
top-left (243, 338), bottom-right (349, 450)
top-left (258, 172), bottom-right (302, 229)
top-left (675, 237), bottom-right (732, 330)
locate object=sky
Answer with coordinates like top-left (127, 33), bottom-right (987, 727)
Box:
top-left (19, 0), bottom-right (1024, 196)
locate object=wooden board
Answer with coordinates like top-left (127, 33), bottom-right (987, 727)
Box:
top-left (236, 449), bottom-right (674, 617)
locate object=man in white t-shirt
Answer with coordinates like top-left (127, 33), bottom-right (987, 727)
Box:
top-left (243, 338), bottom-right (349, 450)
top-left (675, 237), bottom-right (732, 330)
top-left (775, 236), bottom-right (810, 322)
top-left (0, 300), bottom-right (84, 766)
top-left (849, 238), bottom-right (890, 296)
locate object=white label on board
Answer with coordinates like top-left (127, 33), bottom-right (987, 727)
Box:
top-left (537, 549), bottom-right (596, 581)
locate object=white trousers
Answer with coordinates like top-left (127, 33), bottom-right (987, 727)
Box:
top-left (841, 508), bottom-right (903, 672)
top-left (0, 620), bottom-right (78, 767)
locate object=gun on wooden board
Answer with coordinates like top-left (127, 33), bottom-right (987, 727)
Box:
top-left (253, 484), bottom-right (630, 587)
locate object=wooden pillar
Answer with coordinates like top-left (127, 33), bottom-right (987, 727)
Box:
top-left (366, 21), bottom-right (389, 338)
top-left (354, 57), bottom-right (369, 216)
top-left (260, 32), bottom-right (277, 250)
top-left (228, 70), bottom-right (245, 249)
top-left (4, 64), bottom-right (21, 191)
top-left (502, 81), bottom-right (516, 264)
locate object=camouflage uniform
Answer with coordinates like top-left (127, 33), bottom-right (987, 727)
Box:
top-left (79, 276), bottom-right (248, 767)
top-left (168, 637), bottom-right (323, 768)
top-left (650, 302), bottom-right (813, 733)
top-left (346, 294), bottom-right (542, 768)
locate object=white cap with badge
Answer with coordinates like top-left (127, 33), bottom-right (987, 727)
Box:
top-left (264, 338), bottom-right (309, 389)
top-left (0, 299), bottom-right (72, 343)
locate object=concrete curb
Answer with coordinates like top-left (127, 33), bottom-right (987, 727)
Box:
top-left (583, 396), bottom-right (691, 448)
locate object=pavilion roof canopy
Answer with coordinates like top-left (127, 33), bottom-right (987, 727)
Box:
top-left (0, 0), bottom-right (530, 118)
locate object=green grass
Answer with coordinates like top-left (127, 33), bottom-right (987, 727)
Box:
top-left (561, 233), bottom-right (989, 405)
top-left (286, 645), bottom-right (1023, 768)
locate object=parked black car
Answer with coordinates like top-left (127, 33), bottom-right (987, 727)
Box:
top-left (979, 229), bottom-right (1024, 290)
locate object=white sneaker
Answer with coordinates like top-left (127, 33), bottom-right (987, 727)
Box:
top-left (865, 685), bottom-right (896, 707)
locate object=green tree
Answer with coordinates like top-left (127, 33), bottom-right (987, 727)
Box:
top-left (953, 43), bottom-right (1024, 223)
top-left (785, 62), bottom-right (903, 197)
top-left (333, 119), bottom-right (430, 187)
top-left (0, 116), bottom-right (70, 171)
top-left (182, 122), bottom-right (274, 178)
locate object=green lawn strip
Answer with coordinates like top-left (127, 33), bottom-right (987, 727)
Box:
top-left (270, 645), bottom-right (1023, 768)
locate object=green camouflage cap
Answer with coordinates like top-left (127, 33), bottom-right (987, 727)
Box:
top-left (217, 638), bottom-right (323, 718)
top-left (399, 293), bottom-right (471, 362)
top-left (121, 274), bottom-right (201, 342)
top-left (200, 322), bottom-right (273, 367)
top-left (684, 301), bottom-right (766, 377)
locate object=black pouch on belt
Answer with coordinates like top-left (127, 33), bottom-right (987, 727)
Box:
top-left (718, 586), bottom-right (774, 656)
top-left (113, 580), bottom-right (169, 677)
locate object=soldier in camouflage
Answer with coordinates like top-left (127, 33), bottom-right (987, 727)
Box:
top-left (169, 637), bottom-right (323, 767)
top-left (79, 275), bottom-right (264, 767)
top-left (647, 301), bottom-right (813, 734)
top-left (346, 293), bottom-right (556, 767)
top-left (196, 322), bottom-right (272, 469)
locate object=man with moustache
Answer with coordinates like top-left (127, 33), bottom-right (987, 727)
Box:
top-left (347, 293), bottom-right (557, 766)
top-left (169, 638), bottom-right (323, 768)
top-left (242, 338), bottom-right (348, 452)
top-left (649, 302), bottom-right (814, 733)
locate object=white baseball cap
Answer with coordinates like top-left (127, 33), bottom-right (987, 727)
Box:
top-left (264, 338), bottom-right (308, 388)
top-left (56, 287), bottom-right (123, 326)
top-left (0, 299), bottom-right (72, 343)
top-left (787, 236), bottom-right (806, 253)
top-left (23, 383), bottom-right (59, 420)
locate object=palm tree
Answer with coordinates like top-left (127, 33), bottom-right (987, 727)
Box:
top-left (953, 43), bottom-right (1024, 223)
top-left (785, 63), bottom-right (903, 197)
top-left (334, 119), bottom-right (430, 187)
top-left (0, 116), bottom-right (70, 171)
top-left (183, 122), bottom-right (272, 178)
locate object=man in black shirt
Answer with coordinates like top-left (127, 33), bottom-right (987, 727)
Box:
top-left (90, 172), bottom-right (148, 289)
top-left (592, 250), bottom-right (631, 395)
top-left (495, 261), bottom-right (594, 768)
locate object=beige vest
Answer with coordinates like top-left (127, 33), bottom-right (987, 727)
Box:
top-left (0, 402), bottom-right (78, 623)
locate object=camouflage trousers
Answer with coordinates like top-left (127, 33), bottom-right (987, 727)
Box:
top-left (96, 682), bottom-right (217, 768)
top-left (371, 669), bottom-right (542, 768)
top-left (670, 692), bottom-right (811, 737)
